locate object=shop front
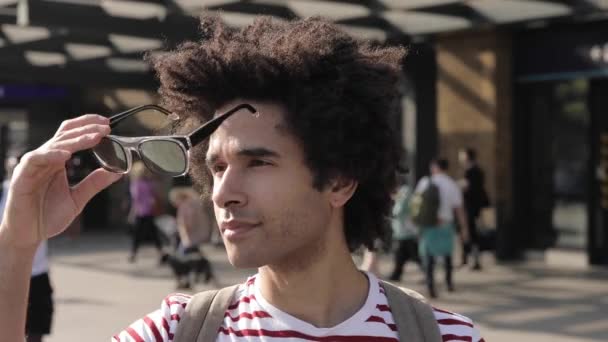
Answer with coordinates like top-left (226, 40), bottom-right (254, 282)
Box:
top-left (514, 20), bottom-right (608, 265)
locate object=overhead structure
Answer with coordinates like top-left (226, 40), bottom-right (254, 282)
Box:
top-left (0, 0), bottom-right (606, 87)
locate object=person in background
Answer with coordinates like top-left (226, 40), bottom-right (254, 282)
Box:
top-left (167, 186), bottom-right (217, 289)
top-left (64, 155), bottom-right (85, 239)
top-left (359, 248), bottom-right (380, 276)
top-left (389, 183), bottom-right (421, 282)
top-left (414, 158), bottom-right (469, 298)
top-left (458, 147), bottom-right (489, 270)
top-left (127, 161), bottom-right (167, 263)
top-left (0, 155), bottom-right (54, 342)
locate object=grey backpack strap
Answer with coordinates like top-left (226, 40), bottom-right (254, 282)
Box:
top-left (380, 280), bottom-right (442, 342)
top-left (173, 285), bottom-right (239, 342)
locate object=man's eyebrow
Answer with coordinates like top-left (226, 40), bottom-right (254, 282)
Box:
top-left (205, 147), bottom-right (280, 167)
top-left (236, 147), bottom-right (281, 158)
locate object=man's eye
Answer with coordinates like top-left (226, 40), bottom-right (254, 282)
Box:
top-left (211, 164), bottom-right (226, 174)
top-left (249, 160), bottom-right (271, 167)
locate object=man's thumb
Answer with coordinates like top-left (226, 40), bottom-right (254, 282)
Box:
top-left (71, 169), bottom-right (123, 211)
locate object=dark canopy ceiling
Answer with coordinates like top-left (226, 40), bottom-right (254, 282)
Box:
top-left (1, 0), bottom-right (606, 87)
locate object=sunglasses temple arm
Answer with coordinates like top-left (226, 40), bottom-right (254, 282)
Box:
top-left (188, 104), bottom-right (256, 146)
top-left (108, 105), bottom-right (172, 128)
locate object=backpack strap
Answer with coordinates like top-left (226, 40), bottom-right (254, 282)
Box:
top-left (380, 280), bottom-right (442, 342)
top-left (173, 285), bottom-right (239, 342)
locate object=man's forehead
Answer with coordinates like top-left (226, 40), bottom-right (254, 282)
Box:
top-left (206, 116), bottom-right (288, 157)
top-left (214, 101), bottom-right (290, 134)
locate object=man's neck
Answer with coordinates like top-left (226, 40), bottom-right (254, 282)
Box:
top-left (256, 236), bottom-right (369, 328)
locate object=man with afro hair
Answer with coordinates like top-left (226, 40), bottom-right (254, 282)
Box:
top-left (0, 15), bottom-right (482, 341)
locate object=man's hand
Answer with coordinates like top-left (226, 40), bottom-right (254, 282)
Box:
top-left (0, 114), bottom-right (122, 249)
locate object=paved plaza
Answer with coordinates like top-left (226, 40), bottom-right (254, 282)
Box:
top-left (45, 231), bottom-right (608, 342)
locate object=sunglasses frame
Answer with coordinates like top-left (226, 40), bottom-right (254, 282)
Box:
top-left (92, 103), bottom-right (257, 177)
top-left (93, 135), bottom-right (192, 176)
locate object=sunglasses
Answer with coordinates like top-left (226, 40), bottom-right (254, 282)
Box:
top-left (92, 103), bottom-right (256, 177)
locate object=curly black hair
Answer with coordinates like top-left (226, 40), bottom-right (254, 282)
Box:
top-left (149, 15), bottom-right (406, 252)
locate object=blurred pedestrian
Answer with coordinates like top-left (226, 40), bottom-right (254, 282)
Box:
top-left (64, 155), bottom-right (85, 239)
top-left (359, 248), bottom-right (380, 276)
top-left (167, 186), bottom-right (217, 289)
top-left (127, 161), bottom-right (167, 263)
top-left (412, 158), bottom-right (469, 298)
top-left (458, 147), bottom-right (489, 270)
top-left (0, 155), bottom-right (54, 342)
top-left (389, 183), bottom-right (421, 282)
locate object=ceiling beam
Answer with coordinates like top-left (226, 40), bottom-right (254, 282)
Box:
top-left (28, 0), bottom-right (200, 42)
top-left (0, 62), bottom-right (157, 88)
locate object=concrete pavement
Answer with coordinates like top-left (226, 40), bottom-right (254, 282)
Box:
top-left (45, 231), bottom-right (608, 342)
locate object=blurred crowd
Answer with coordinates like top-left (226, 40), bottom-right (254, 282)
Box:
top-left (360, 147), bottom-right (492, 299)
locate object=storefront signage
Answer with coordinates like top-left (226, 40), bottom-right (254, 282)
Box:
top-left (515, 22), bottom-right (608, 81)
top-left (0, 85), bottom-right (68, 100)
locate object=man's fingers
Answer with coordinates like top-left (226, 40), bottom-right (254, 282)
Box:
top-left (50, 132), bottom-right (106, 154)
top-left (56, 114), bottom-right (109, 135)
top-left (71, 169), bottom-right (122, 211)
top-left (55, 124), bottom-right (110, 142)
top-left (10, 150), bottom-right (72, 190)
top-left (18, 150), bottom-right (71, 176)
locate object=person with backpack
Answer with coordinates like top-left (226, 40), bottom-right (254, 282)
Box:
top-left (389, 183), bottom-right (422, 282)
top-left (0, 16), bottom-right (483, 342)
top-left (412, 159), bottom-right (469, 299)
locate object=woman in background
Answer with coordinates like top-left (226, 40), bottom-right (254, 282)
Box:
top-left (128, 161), bottom-right (166, 263)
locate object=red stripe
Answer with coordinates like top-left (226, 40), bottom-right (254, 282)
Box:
top-left (161, 317), bottom-right (171, 336)
top-left (218, 327), bottom-right (398, 341)
top-left (365, 315), bottom-right (397, 332)
top-left (227, 294), bottom-right (256, 310)
top-left (433, 307), bottom-right (455, 315)
top-left (438, 318), bottom-right (474, 328)
top-left (366, 316), bottom-right (385, 323)
top-left (126, 327), bottom-right (144, 342)
top-left (224, 310), bottom-right (272, 322)
top-left (442, 334), bottom-right (473, 342)
top-left (163, 317), bottom-right (175, 340)
top-left (246, 277), bottom-right (256, 286)
top-left (143, 316), bottom-right (163, 342)
top-left (163, 294), bottom-right (191, 307)
top-left (164, 298), bottom-right (190, 308)
top-left (376, 304), bottom-right (391, 312)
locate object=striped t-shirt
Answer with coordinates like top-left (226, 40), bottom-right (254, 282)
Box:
top-left (113, 272), bottom-right (483, 341)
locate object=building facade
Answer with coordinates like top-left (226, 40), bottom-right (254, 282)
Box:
top-left (2, 0), bottom-right (607, 265)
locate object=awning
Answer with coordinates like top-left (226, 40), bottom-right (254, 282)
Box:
top-left (0, 0), bottom-right (605, 87)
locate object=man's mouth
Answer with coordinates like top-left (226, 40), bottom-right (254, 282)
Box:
top-left (220, 220), bottom-right (261, 241)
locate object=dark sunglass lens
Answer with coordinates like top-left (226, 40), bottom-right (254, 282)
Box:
top-left (139, 140), bottom-right (187, 176)
top-left (92, 137), bottom-right (128, 172)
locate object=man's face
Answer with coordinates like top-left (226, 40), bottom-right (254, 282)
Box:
top-left (205, 100), bottom-right (333, 269)
top-left (430, 162), bottom-right (438, 175)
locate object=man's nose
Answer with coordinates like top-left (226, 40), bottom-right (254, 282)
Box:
top-left (211, 167), bottom-right (247, 208)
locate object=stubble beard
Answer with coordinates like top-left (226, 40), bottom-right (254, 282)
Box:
top-left (263, 210), bottom-right (329, 275)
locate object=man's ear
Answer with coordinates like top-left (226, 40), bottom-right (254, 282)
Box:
top-left (328, 177), bottom-right (358, 208)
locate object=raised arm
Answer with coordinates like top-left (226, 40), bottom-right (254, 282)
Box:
top-left (0, 114), bottom-right (122, 341)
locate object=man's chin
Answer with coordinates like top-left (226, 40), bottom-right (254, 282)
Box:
top-left (226, 248), bottom-right (266, 269)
